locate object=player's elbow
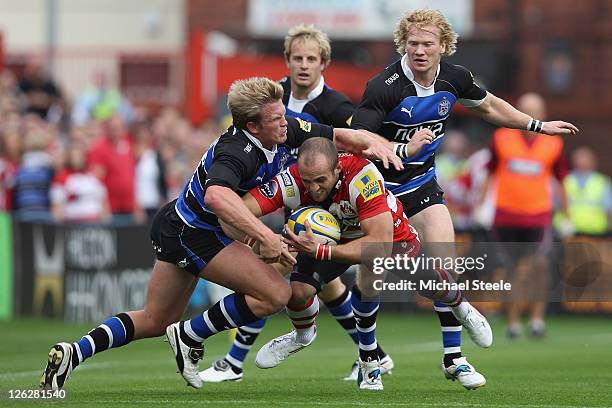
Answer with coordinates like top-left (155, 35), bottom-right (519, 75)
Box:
top-left (371, 225), bottom-right (394, 244)
top-left (203, 185), bottom-right (226, 211)
top-left (366, 227), bottom-right (394, 258)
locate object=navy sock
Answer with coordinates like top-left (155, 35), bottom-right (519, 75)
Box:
top-left (351, 286), bottom-right (380, 362)
top-left (73, 312), bottom-right (135, 365)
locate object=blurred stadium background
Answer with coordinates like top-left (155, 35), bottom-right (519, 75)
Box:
top-left (0, 1), bottom-right (611, 406)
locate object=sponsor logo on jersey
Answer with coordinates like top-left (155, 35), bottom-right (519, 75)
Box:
top-left (401, 106), bottom-right (414, 118)
top-left (259, 180), bottom-right (278, 199)
top-left (385, 72), bottom-right (400, 86)
top-left (394, 121), bottom-right (444, 142)
top-left (356, 171), bottom-right (383, 202)
top-left (438, 97), bottom-right (450, 116)
top-left (177, 258), bottom-right (189, 268)
top-left (280, 172), bottom-right (296, 196)
top-left (281, 172), bottom-right (293, 187)
top-left (244, 143), bottom-right (252, 153)
top-left (295, 117), bottom-right (312, 132)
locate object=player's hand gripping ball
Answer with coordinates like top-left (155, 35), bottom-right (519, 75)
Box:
top-left (286, 206), bottom-right (341, 245)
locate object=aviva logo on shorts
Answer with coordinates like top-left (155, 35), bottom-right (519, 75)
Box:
top-left (295, 117), bottom-right (312, 132)
top-left (356, 171), bottom-right (382, 202)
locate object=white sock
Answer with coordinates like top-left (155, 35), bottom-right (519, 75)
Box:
top-left (295, 325), bottom-right (316, 345)
top-left (287, 296), bottom-right (319, 345)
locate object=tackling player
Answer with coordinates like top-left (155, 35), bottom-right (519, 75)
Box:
top-left (39, 77), bottom-right (402, 390)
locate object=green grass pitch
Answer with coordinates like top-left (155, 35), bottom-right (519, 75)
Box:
top-left (1, 312), bottom-right (611, 407)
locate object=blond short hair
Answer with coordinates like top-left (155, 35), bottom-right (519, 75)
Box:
top-left (284, 24), bottom-right (331, 65)
top-left (393, 9), bottom-right (458, 57)
top-left (227, 77), bottom-right (284, 129)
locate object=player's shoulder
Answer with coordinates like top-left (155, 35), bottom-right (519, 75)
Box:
top-left (344, 158), bottom-right (384, 203)
top-left (339, 152), bottom-right (370, 169)
top-left (439, 61), bottom-right (477, 84)
top-left (320, 84), bottom-right (352, 105)
top-left (279, 76), bottom-right (292, 103)
top-left (281, 165), bottom-right (301, 186)
top-left (340, 154), bottom-right (379, 182)
top-left (285, 115), bottom-right (314, 134)
top-left (215, 127), bottom-right (258, 160)
top-left (278, 165), bottom-right (308, 204)
top-left (365, 59), bottom-right (406, 92)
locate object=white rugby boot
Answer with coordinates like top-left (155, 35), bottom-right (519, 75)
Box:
top-left (451, 302), bottom-right (493, 348)
top-left (442, 357), bottom-right (486, 390)
top-left (255, 329), bottom-right (316, 369)
top-left (166, 322), bottom-right (204, 388)
top-left (357, 358), bottom-right (383, 391)
top-left (199, 358), bottom-right (243, 383)
top-left (40, 342), bottom-right (75, 390)
top-left (344, 353), bottom-right (394, 381)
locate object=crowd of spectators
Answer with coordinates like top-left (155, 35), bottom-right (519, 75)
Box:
top-left (0, 61), bottom-right (218, 224)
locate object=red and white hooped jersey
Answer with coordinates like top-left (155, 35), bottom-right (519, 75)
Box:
top-left (50, 170), bottom-right (108, 222)
top-left (250, 153), bottom-right (418, 243)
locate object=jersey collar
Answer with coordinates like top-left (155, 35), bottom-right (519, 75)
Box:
top-left (290, 75), bottom-right (325, 102)
top-left (242, 129), bottom-right (278, 163)
top-left (401, 54), bottom-right (440, 90)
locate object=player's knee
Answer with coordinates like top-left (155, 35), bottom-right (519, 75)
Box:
top-left (356, 281), bottom-right (379, 299)
top-left (288, 283), bottom-right (315, 308)
top-left (260, 283), bottom-right (291, 314)
top-left (318, 278), bottom-right (345, 302)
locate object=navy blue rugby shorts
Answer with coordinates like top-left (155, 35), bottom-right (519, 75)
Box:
top-left (150, 199), bottom-right (233, 276)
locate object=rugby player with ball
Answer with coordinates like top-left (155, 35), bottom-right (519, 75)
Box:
top-left (221, 137), bottom-right (490, 390)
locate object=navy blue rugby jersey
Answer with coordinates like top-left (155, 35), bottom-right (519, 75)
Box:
top-left (352, 58), bottom-right (486, 196)
top-left (280, 76), bottom-right (354, 128)
top-left (280, 76), bottom-right (354, 166)
top-left (175, 116), bottom-right (333, 230)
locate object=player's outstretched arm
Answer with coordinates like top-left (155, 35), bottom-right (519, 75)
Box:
top-left (332, 128), bottom-right (404, 171)
top-left (218, 193), bottom-right (264, 240)
top-left (470, 92), bottom-right (579, 136)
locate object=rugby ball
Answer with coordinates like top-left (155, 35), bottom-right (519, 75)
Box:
top-left (286, 206), bottom-right (341, 245)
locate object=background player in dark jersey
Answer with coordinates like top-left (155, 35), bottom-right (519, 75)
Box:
top-left (280, 24), bottom-right (353, 128)
top-left (200, 24), bottom-right (393, 384)
top-left (39, 77), bottom-right (402, 391)
top-left (351, 9), bottom-right (578, 389)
